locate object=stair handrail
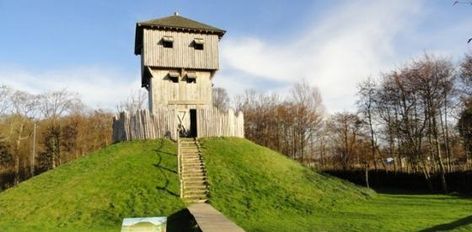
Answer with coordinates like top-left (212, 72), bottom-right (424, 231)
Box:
top-left (177, 131), bottom-right (183, 198)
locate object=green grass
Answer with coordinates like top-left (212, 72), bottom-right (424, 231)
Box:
top-left (200, 137), bottom-right (472, 232)
top-left (0, 137), bottom-right (471, 231)
top-left (0, 139), bottom-right (186, 232)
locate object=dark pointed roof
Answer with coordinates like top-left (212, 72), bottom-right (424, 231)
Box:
top-left (135, 14), bottom-right (226, 55)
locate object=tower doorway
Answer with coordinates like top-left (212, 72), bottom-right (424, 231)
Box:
top-left (189, 109), bottom-right (197, 137)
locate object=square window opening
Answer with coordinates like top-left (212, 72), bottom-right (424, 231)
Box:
top-left (163, 40), bottom-right (173, 48)
top-left (186, 78), bottom-right (196, 84)
top-left (162, 36), bottom-right (174, 48)
top-left (194, 38), bottom-right (204, 50)
top-left (170, 76), bottom-right (179, 83)
top-left (194, 43), bottom-right (204, 50)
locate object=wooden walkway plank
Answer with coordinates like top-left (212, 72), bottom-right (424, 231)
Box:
top-left (187, 203), bottom-right (245, 232)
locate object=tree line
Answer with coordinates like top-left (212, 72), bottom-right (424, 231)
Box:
top-left (1, 53), bottom-right (470, 193)
top-left (235, 53), bottom-right (472, 193)
top-left (0, 87), bottom-right (112, 190)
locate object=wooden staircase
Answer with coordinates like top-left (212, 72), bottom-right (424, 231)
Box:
top-left (178, 137), bottom-right (209, 203)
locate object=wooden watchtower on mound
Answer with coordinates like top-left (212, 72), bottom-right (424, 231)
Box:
top-left (112, 13), bottom-right (244, 141)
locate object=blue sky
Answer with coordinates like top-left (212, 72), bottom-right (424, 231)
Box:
top-left (0, 0), bottom-right (471, 112)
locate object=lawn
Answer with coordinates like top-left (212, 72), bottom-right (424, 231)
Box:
top-left (0, 137), bottom-right (470, 231)
top-left (201, 137), bottom-right (472, 232)
top-left (0, 139), bottom-right (189, 232)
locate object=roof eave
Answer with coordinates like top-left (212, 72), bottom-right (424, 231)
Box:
top-left (136, 23), bottom-right (225, 38)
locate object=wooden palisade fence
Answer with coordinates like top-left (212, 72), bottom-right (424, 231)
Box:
top-left (196, 108), bottom-right (244, 138)
top-left (112, 108), bottom-right (244, 142)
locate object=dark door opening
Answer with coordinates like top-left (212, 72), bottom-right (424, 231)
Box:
top-left (189, 109), bottom-right (197, 137)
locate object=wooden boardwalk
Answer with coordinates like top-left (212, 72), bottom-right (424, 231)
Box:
top-left (187, 203), bottom-right (245, 232)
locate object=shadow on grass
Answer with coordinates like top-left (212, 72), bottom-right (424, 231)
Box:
top-left (419, 215), bottom-right (472, 232)
top-left (167, 208), bottom-right (201, 232)
top-left (374, 188), bottom-right (472, 199)
top-left (154, 139), bottom-right (179, 197)
top-left (373, 187), bottom-right (433, 195)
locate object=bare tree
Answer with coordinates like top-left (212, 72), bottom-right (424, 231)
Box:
top-left (0, 85), bottom-right (12, 115)
top-left (357, 78), bottom-right (379, 170)
top-left (326, 112), bottom-right (362, 170)
top-left (289, 80), bottom-right (324, 161)
top-left (38, 89), bottom-right (82, 121)
top-left (235, 81), bottom-right (324, 163)
top-left (116, 89), bottom-right (147, 113)
top-left (459, 54), bottom-right (472, 163)
top-left (8, 90), bottom-right (39, 185)
top-left (359, 55), bottom-right (455, 192)
top-left (213, 87), bottom-right (230, 111)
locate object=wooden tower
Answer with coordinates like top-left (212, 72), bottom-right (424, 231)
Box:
top-left (135, 13), bottom-right (225, 137)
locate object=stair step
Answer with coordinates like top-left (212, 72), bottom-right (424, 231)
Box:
top-left (184, 196), bottom-right (207, 201)
top-left (182, 164), bottom-right (205, 168)
top-left (182, 168), bottom-right (206, 172)
top-left (182, 169), bottom-right (205, 173)
top-left (182, 165), bottom-right (205, 169)
top-left (182, 175), bottom-right (206, 180)
top-left (182, 169), bottom-right (206, 174)
top-left (185, 188), bottom-right (208, 193)
top-left (184, 195), bottom-right (208, 200)
top-left (182, 156), bottom-right (201, 159)
top-left (182, 163), bottom-right (205, 167)
top-left (182, 159), bottom-right (202, 163)
top-left (182, 155), bottom-right (202, 159)
top-left (182, 159), bottom-right (203, 163)
top-left (182, 165), bottom-right (204, 169)
top-left (182, 163), bottom-right (204, 166)
top-left (182, 171), bottom-right (206, 176)
top-left (181, 153), bottom-right (202, 158)
top-left (182, 172), bottom-right (206, 177)
top-left (183, 181), bottom-right (208, 186)
top-left (184, 191), bottom-right (207, 195)
top-left (183, 185), bottom-right (208, 191)
top-left (187, 199), bottom-right (208, 203)
top-left (181, 150), bottom-right (200, 153)
top-left (182, 167), bottom-right (205, 170)
top-left (181, 152), bottom-right (199, 155)
top-left (184, 179), bottom-right (207, 185)
top-left (182, 157), bottom-right (202, 160)
top-left (182, 176), bottom-right (207, 181)
top-left (180, 152), bottom-right (202, 158)
top-left (182, 164), bottom-right (204, 168)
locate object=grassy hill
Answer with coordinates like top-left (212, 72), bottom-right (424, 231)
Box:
top-left (0, 137), bottom-right (471, 231)
top-left (200, 138), bottom-right (472, 232)
top-left (0, 139), bottom-right (186, 232)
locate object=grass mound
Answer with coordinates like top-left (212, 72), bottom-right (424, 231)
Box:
top-left (201, 137), bottom-right (472, 232)
top-left (201, 137), bottom-right (373, 231)
top-left (1, 137), bottom-right (471, 231)
top-left (0, 139), bottom-right (186, 232)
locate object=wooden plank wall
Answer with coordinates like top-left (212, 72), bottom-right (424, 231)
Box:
top-left (149, 69), bottom-right (212, 108)
top-left (112, 108), bottom-right (244, 143)
top-left (143, 29), bottom-right (219, 70)
top-left (112, 108), bottom-right (177, 142)
top-left (196, 107), bottom-right (244, 138)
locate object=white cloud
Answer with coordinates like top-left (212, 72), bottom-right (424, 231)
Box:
top-left (219, 1), bottom-right (427, 113)
top-left (0, 65), bottom-right (141, 111)
top-left (1, 1), bottom-right (470, 114)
